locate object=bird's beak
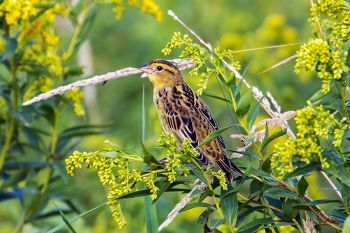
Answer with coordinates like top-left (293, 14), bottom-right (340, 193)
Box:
top-left (139, 66), bottom-right (154, 74)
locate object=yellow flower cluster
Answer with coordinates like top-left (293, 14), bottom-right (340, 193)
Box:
top-left (311, 0), bottom-right (344, 19)
top-left (66, 88), bottom-right (85, 117)
top-left (162, 32), bottom-right (206, 65)
top-left (295, 39), bottom-right (348, 93)
top-left (0, 0), bottom-right (37, 26)
top-left (310, 0), bottom-right (350, 48)
top-left (331, 6), bottom-right (350, 48)
top-left (0, 1), bottom-right (85, 116)
top-left (159, 132), bottom-right (192, 183)
top-left (67, 138), bottom-right (190, 228)
top-left (65, 151), bottom-right (84, 176)
top-left (162, 32), bottom-right (241, 95)
top-left (112, 0), bottom-right (163, 21)
top-left (24, 77), bottom-right (54, 101)
top-left (271, 104), bottom-right (348, 178)
top-left (206, 168), bottom-right (227, 190)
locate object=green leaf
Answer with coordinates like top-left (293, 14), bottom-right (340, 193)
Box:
top-left (236, 92), bottom-right (252, 118)
top-left (233, 78), bottom-right (244, 101)
top-left (118, 189), bottom-right (151, 199)
top-left (54, 204), bottom-right (77, 233)
top-left (327, 161), bottom-right (350, 186)
top-left (249, 180), bottom-right (264, 196)
top-left (285, 162), bottom-right (321, 178)
top-left (229, 150), bottom-right (261, 160)
top-left (308, 89), bottom-right (327, 103)
top-left (197, 208), bottom-right (214, 224)
top-left (203, 91), bottom-right (231, 103)
top-left (47, 203), bottom-right (106, 233)
top-left (144, 196), bottom-right (158, 233)
top-left (261, 129), bottom-right (287, 154)
top-left (208, 218), bottom-right (225, 229)
top-left (220, 186), bottom-right (238, 226)
top-left (152, 181), bottom-right (171, 203)
top-left (217, 73), bottom-right (227, 86)
top-left (264, 187), bottom-right (299, 200)
top-left (199, 125), bottom-right (232, 147)
top-left (189, 164), bottom-right (210, 186)
top-left (293, 199), bottom-right (340, 210)
top-left (343, 216), bottom-right (350, 233)
top-left (141, 141), bottom-right (160, 166)
top-left (237, 217), bottom-right (274, 233)
top-left (181, 202), bottom-right (216, 212)
top-left (247, 103), bottom-right (259, 130)
top-left (3, 34), bottom-right (17, 60)
top-left (297, 176), bottom-right (308, 197)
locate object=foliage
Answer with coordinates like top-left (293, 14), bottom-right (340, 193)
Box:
top-left (1, 0), bottom-right (350, 233)
top-left (0, 0), bottom-right (162, 232)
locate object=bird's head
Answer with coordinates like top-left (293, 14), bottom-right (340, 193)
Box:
top-left (139, 60), bottom-right (183, 88)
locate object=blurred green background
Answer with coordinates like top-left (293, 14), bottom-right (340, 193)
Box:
top-left (1, 0), bottom-right (332, 232)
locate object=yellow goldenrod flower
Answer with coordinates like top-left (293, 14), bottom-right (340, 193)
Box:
top-left (66, 88), bottom-right (85, 117)
top-left (272, 103), bottom-right (347, 178)
top-left (295, 39), bottom-right (348, 93)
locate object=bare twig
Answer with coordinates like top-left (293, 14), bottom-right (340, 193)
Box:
top-left (22, 59), bottom-right (195, 106)
top-left (231, 43), bottom-right (302, 54)
top-left (259, 54), bottom-right (297, 74)
top-left (158, 182), bottom-right (206, 231)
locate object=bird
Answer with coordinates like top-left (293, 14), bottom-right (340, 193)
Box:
top-left (139, 59), bottom-right (243, 183)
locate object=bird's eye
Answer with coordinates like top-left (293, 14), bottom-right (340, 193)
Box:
top-left (156, 66), bottom-right (163, 71)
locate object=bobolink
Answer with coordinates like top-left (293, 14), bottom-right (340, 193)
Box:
top-left (140, 59), bottom-right (243, 183)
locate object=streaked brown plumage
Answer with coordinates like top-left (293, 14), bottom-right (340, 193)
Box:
top-left (140, 59), bottom-right (243, 182)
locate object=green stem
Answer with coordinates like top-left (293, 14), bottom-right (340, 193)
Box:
top-left (0, 60), bottom-right (18, 171)
top-left (340, 79), bottom-right (347, 123)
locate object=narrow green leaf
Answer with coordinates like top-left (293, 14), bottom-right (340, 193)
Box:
top-left (294, 199), bottom-right (340, 209)
top-left (297, 176), bottom-right (308, 197)
top-left (237, 217), bottom-right (274, 233)
top-left (264, 187), bottom-right (299, 200)
top-left (217, 73), bottom-right (227, 85)
top-left (228, 150), bottom-right (261, 160)
top-left (247, 103), bottom-right (259, 130)
top-left (208, 218), bottom-right (225, 229)
top-left (285, 162), bottom-right (321, 178)
top-left (47, 203), bottom-right (106, 233)
top-left (199, 125), bottom-right (232, 147)
top-left (203, 91), bottom-right (231, 103)
top-left (233, 78), bottom-right (244, 99)
top-left (55, 205), bottom-right (77, 233)
top-left (197, 208), bottom-right (214, 224)
top-left (326, 161), bottom-right (350, 187)
top-left (220, 186), bottom-right (238, 226)
top-left (181, 203), bottom-right (216, 212)
top-left (142, 84), bottom-right (158, 233)
top-left (236, 92), bottom-right (252, 118)
top-left (261, 129), bottom-right (287, 154)
top-left (118, 189), bottom-right (151, 199)
top-left (189, 164), bottom-right (210, 186)
top-left (141, 141), bottom-right (160, 166)
top-left (152, 181), bottom-right (171, 203)
top-left (343, 216), bottom-right (350, 233)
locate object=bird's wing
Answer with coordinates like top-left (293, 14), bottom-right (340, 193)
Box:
top-left (196, 91), bottom-right (244, 178)
top-left (198, 100), bottom-right (226, 149)
top-left (156, 85), bottom-right (208, 165)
